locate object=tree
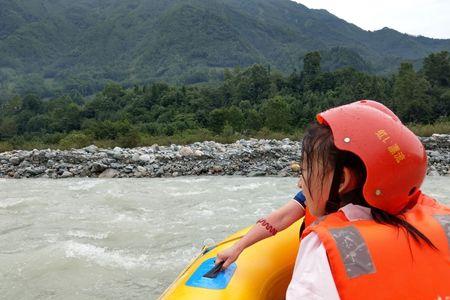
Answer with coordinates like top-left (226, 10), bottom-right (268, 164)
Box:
top-left (302, 51), bottom-right (322, 92)
top-left (22, 94), bottom-right (43, 113)
top-left (393, 63), bottom-right (432, 123)
top-left (208, 108), bottom-right (227, 134)
top-left (83, 120), bottom-right (134, 140)
top-left (2, 96), bottom-right (22, 115)
top-left (245, 109), bottom-right (263, 131)
top-left (436, 89), bottom-right (450, 119)
top-left (261, 96), bottom-right (291, 131)
top-left (27, 115), bottom-right (50, 133)
top-left (102, 82), bottom-right (126, 100)
top-left (0, 117), bottom-right (18, 139)
top-left (225, 106), bottom-right (244, 132)
top-left (46, 97), bottom-right (82, 132)
top-left (234, 65), bottom-right (271, 104)
top-left (422, 51), bottom-right (450, 87)
top-left (303, 52), bottom-right (321, 78)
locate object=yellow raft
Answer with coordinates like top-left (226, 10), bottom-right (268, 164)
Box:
top-left (160, 219), bottom-right (302, 299)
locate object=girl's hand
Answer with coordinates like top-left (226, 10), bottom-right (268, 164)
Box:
top-left (215, 245), bottom-right (243, 269)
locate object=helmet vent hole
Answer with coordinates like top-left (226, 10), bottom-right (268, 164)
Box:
top-left (408, 187), bottom-right (417, 196)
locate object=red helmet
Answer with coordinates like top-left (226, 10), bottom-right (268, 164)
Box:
top-left (316, 100), bottom-right (427, 214)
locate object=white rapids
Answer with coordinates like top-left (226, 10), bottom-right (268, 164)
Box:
top-left (0, 176), bottom-right (449, 299)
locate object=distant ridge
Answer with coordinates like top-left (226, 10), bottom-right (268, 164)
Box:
top-left (0, 0), bottom-right (449, 97)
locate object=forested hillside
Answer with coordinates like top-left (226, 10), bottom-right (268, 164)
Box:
top-left (1, 51), bottom-right (449, 151)
top-left (1, 0), bottom-right (449, 99)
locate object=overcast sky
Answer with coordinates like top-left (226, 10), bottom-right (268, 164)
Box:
top-left (294, 0), bottom-right (450, 39)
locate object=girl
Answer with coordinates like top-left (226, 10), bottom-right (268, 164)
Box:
top-left (287, 100), bottom-right (449, 299)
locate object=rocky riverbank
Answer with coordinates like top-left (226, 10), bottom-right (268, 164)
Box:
top-left (0, 134), bottom-right (449, 179)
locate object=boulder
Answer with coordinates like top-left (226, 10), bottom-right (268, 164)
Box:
top-left (84, 145), bottom-right (98, 153)
top-left (179, 147), bottom-right (194, 157)
top-left (291, 163), bottom-right (301, 172)
top-left (99, 168), bottom-right (119, 178)
top-left (60, 171), bottom-right (73, 178)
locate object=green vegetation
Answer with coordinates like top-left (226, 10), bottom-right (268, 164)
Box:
top-left (1, 0), bottom-right (449, 100)
top-left (408, 121), bottom-right (450, 137)
top-left (1, 51), bottom-right (449, 151)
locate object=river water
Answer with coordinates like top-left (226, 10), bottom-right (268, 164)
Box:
top-left (0, 176), bottom-right (449, 299)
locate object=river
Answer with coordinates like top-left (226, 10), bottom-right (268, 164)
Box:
top-left (1, 176), bottom-right (449, 299)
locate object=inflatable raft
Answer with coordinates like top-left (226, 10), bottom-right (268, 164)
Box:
top-left (159, 219), bottom-right (303, 299)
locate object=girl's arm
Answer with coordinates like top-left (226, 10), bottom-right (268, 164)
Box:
top-left (216, 200), bottom-right (305, 268)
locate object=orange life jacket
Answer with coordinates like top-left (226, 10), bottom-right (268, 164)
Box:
top-left (299, 207), bottom-right (316, 237)
top-left (302, 193), bottom-right (450, 300)
top-left (304, 207), bottom-right (316, 228)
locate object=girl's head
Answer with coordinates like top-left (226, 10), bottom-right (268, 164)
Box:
top-left (299, 100), bottom-right (427, 217)
top-left (299, 123), bottom-right (366, 217)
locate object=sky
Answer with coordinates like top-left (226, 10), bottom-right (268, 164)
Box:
top-left (294, 0), bottom-right (450, 39)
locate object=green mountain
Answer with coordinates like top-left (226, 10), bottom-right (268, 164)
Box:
top-left (0, 0), bottom-right (449, 98)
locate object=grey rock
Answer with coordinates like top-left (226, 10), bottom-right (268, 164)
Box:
top-left (179, 147), bottom-right (194, 157)
top-left (110, 147), bottom-right (123, 159)
top-left (45, 169), bottom-right (55, 175)
top-left (96, 152), bottom-right (108, 159)
top-left (112, 152), bottom-right (123, 160)
top-left (137, 166), bottom-right (147, 173)
top-left (278, 171), bottom-right (290, 177)
top-left (44, 152), bottom-right (55, 159)
top-left (426, 150), bottom-right (440, 157)
top-left (70, 168), bottom-right (81, 175)
top-left (139, 154), bottom-right (154, 163)
top-left (110, 163), bottom-right (123, 169)
top-left (91, 162), bottom-right (107, 173)
top-left (100, 158), bottom-right (115, 165)
top-left (211, 165), bottom-right (223, 173)
top-left (216, 146), bottom-right (226, 153)
top-left (84, 145), bottom-right (98, 153)
top-left (9, 157), bottom-right (21, 166)
top-left (133, 171), bottom-right (144, 178)
top-left (428, 170), bottom-right (440, 176)
top-left (156, 167), bottom-right (165, 177)
top-left (427, 166), bottom-right (440, 176)
top-left (194, 150), bottom-right (204, 157)
top-left (25, 166), bottom-right (45, 176)
top-left (124, 165), bottom-right (134, 173)
top-left (56, 162), bottom-right (67, 169)
top-left (247, 171), bottom-right (266, 177)
top-left (61, 171), bottom-right (73, 178)
top-left (259, 145), bottom-right (272, 152)
top-left (19, 160), bottom-right (31, 168)
top-left (99, 168), bottom-right (119, 178)
top-left (1, 135), bottom-right (450, 179)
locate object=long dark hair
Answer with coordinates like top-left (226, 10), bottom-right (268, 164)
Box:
top-left (301, 123), bottom-right (436, 249)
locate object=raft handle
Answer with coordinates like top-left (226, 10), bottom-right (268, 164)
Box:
top-left (203, 261), bottom-right (224, 278)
